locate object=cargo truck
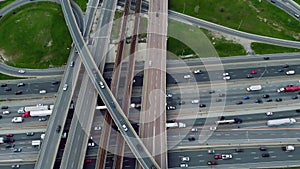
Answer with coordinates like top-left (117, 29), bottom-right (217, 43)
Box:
top-left (18, 104), bottom-right (54, 114)
top-left (0, 137), bottom-right (3, 144)
top-left (267, 118), bottom-right (296, 126)
top-left (22, 110), bottom-right (52, 118)
top-left (32, 140), bottom-right (41, 146)
top-left (166, 122), bottom-right (186, 128)
top-left (246, 85), bottom-right (262, 92)
top-left (277, 86), bottom-right (300, 93)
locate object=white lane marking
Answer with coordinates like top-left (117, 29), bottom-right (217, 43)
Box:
top-left (271, 156), bottom-right (277, 158)
top-left (235, 158), bottom-right (241, 160)
top-left (253, 157), bottom-right (259, 159)
top-left (251, 152), bottom-right (256, 154)
top-left (197, 154), bottom-right (203, 157)
top-left (288, 155), bottom-right (293, 158)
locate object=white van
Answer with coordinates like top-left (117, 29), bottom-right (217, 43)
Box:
top-left (11, 117), bottom-right (23, 123)
top-left (39, 90), bottom-right (47, 94)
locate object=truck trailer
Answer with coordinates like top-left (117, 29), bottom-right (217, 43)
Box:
top-left (267, 118), bottom-right (296, 126)
top-left (277, 86), bottom-right (300, 93)
top-left (18, 104), bottom-right (54, 114)
top-left (22, 110), bottom-right (52, 118)
top-left (246, 85), bottom-right (262, 92)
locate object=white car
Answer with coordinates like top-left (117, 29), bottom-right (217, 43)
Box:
top-left (193, 70), bottom-right (202, 74)
top-left (166, 106), bottom-right (176, 110)
top-left (221, 154), bottom-right (233, 159)
top-left (181, 156), bottom-right (190, 162)
top-left (180, 163), bottom-right (188, 168)
top-left (286, 70), bottom-right (295, 75)
top-left (99, 81), bottom-right (105, 89)
top-left (166, 93), bottom-right (173, 98)
top-left (122, 124), bottom-right (128, 131)
top-left (39, 90), bottom-right (47, 94)
top-left (63, 84), bottom-right (68, 91)
top-left (88, 142), bottom-right (95, 147)
top-left (222, 72), bottom-right (229, 76)
top-left (191, 128), bottom-right (198, 132)
top-left (94, 126), bottom-right (101, 130)
top-left (191, 100), bottom-right (199, 104)
top-left (3, 111), bottom-right (10, 115)
top-left (223, 76), bottom-right (231, 80)
top-left (266, 112), bottom-right (273, 116)
top-left (183, 75), bottom-right (191, 79)
top-left (11, 117), bottom-right (23, 123)
top-left (18, 69), bottom-right (25, 74)
top-left (209, 126), bottom-right (217, 131)
top-left (208, 149), bottom-right (215, 154)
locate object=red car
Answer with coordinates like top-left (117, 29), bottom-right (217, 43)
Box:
top-left (207, 161), bottom-right (217, 165)
top-left (214, 154), bottom-right (222, 159)
top-left (85, 159), bottom-right (92, 163)
top-left (250, 70), bottom-right (257, 74)
top-left (6, 134), bottom-right (13, 137)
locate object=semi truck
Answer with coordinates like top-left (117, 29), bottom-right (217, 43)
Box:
top-left (0, 137), bottom-right (3, 144)
top-left (22, 110), bottom-right (52, 118)
top-left (166, 122), bottom-right (186, 128)
top-left (267, 118), bottom-right (296, 126)
top-left (277, 86), bottom-right (300, 93)
top-left (246, 85), bottom-right (262, 92)
top-left (18, 104), bottom-right (54, 113)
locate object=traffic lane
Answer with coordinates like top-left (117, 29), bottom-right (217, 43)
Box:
top-left (0, 164), bottom-right (35, 169)
top-left (0, 80), bottom-right (60, 96)
top-left (168, 145), bottom-right (300, 168)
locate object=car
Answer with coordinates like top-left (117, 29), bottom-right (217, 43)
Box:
top-left (243, 96), bottom-right (250, 100)
top-left (214, 154), bottom-right (222, 159)
top-left (166, 93), bottom-right (173, 98)
top-left (275, 98), bottom-right (282, 102)
top-left (39, 118), bottom-right (47, 122)
top-left (221, 154), bottom-right (233, 159)
top-left (181, 156), bottom-right (190, 162)
top-left (266, 112), bottom-right (273, 116)
top-left (262, 94), bottom-right (269, 98)
top-left (294, 13), bottom-right (300, 18)
top-left (12, 148), bottom-right (22, 152)
top-left (207, 161), bottom-right (217, 165)
top-left (0, 83), bottom-right (7, 87)
top-left (208, 149), bottom-right (215, 154)
top-left (219, 93), bottom-right (225, 97)
top-left (4, 87), bottom-right (12, 91)
top-left (262, 153), bottom-right (270, 157)
top-left (56, 125), bottom-right (61, 133)
top-left (94, 126), bottom-right (101, 130)
top-left (4, 138), bottom-right (15, 143)
top-left (263, 56), bottom-right (270, 60)
top-left (6, 144), bottom-right (15, 149)
top-left (234, 118), bottom-right (243, 123)
top-left (259, 147), bottom-right (267, 151)
top-left (17, 83), bottom-right (25, 87)
top-left (216, 98), bottom-right (222, 102)
top-left (52, 81), bottom-right (59, 85)
top-left (85, 159), bottom-right (92, 163)
top-left (222, 72), bottom-right (229, 76)
top-left (178, 101), bottom-right (185, 105)
top-left (63, 84), bottom-right (68, 91)
top-left (191, 128), bottom-right (198, 132)
top-left (191, 100), bottom-right (199, 104)
top-left (1, 106), bottom-right (8, 109)
top-left (236, 101), bottom-right (243, 105)
top-left (292, 96), bottom-right (298, 99)
top-left (188, 137), bottom-right (195, 141)
top-left (193, 70), bottom-right (202, 74)
top-left (6, 134), bottom-right (14, 137)
top-left (26, 132), bottom-right (35, 136)
top-left (246, 74), bottom-right (253, 78)
top-left (209, 90), bottom-right (215, 94)
top-left (199, 104), bottom-right (206, 108)
top-left (250, 70), bottom-right (257, 74)
top-left (70, 61), bottom-right (74, 67)
top-left (15, 91), bottom-right (22, 95)
top-left (166, 106), bottom-right (176, 110)
top-left (223, 76), bottom-right (231, 80)
top-left (283, 64), bottom-right (289, 68)
top-left (183, 75), bottom-right (191, 79)
top-left (235, 148), bottom-right (244, 152)
top-left (18, 69), bottom-right (25, 74)
top-left (286, 84), bottom-right (294, 87)
top-left (266, 98), bottom-right (272, 102)
top-left (286, 70), bottom-right (295, 75)
top-left (88, 142), bottom-right (95, 147)
top-left (122, 124), bottom-right (128, 131)
top-left (209, 126), bottom-right (217, 131)
top-left (180, 163), bottom-right (188, 168)
top-left (11, 164), bottom-right (20, 169)
top-left (99, 81), bottom-right (105, 89)
top-left (278, 69), bottom-right (284, 72)
top-left (39, 90), bottom-right (47, 94)
top-left (0, 115), bottom-right (2, 119)
top-left (3, 111), bottom-right (10, 115)
top-left (254, 99), bottom-right (263, 103)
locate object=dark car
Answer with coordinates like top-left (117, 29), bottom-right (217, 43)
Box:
top-left (263, 56), bottom-right (270, 60)
top-left (188, 137), bottom-right (195, 141)
top-left (209, 90), bottom-right (215, 94)
top-left (254, 99), bottom-right (263, 103)
top-left (292, 96), bottom-right (298, 100)
top-left (219, 93), bottom-right (225, 97)
top-left (275, 98), bottom-right (282, 102)
top-left (262, 94), bottom-right (269, 98)
top-left (246, 74), bottom-right (253, 78)
top-left (259, 147), bottom-right (267, 151)
top-left (0, 115), bottom-right (2, 119)
top-left (236, 101), bottom-right (243, 105)
top-left (26, 132), bottom-right (34, 136)
top-left (296, 109), bottom-right (300, 113)
top-left (56, 125), bottom-right (61, 133)
top-left (52, 81), bottom-right (59, 85)
top-left (207, 161), bottom-right (217, 165)
top-left (4, 87), bottom-right (11, 91)
top-left (266, 98), bottom-right (273, 102)
top-left (199, 104), bottom-right (206, 108)
top-left (278, 69), bottom-right (284, 72)
top-left (4, 138), bottom-right (15, 143)
top-left (5, 144), bottom-right (15, 149)
top-left (283, 64), bottom-right (289, 68)
top-left (262, 153), bottom-right (270, 157)
top-left (1, 106), bottom-right (8, 109)
top-left (15, 91), bottom-right (22, 95)
top-left (235, 148), bottom-right (244, 152)
top-left (234, 118), bottom-right (243, 124)
top-left (178, 101), bottom-right (185, 105)
top-left (0, 83), bottom-right (7, 87)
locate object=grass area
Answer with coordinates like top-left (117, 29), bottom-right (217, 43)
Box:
top-left (167, 19), bottom-right (246, 58)
top-left (294, 0), bottom-right (300, 5)
top-left (251, 42), bottom-right (300, 54)
top-left (0, 2), bottom-right (72, 69)
top-left (73, 0), bottom-right (88, 11)
top-left (0, 73), bottom-right (22, 80)
top-left (0, 0), bottom-right (15, 10)
top-left (111, 11), bottom-right (123, 40)
top-left (169, 0), bottom-right (300, 41)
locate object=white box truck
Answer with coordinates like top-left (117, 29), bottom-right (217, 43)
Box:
top-left (11, 117), bottom-right (23, 123)
top-left (267, 118), bottom-right (296, 126)
top-left (32, 140), bottom-right (41, 146)
top-left (246, 85), bottom-right (262, 91)
top-left (166, 122), bottom-right (186, 128)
